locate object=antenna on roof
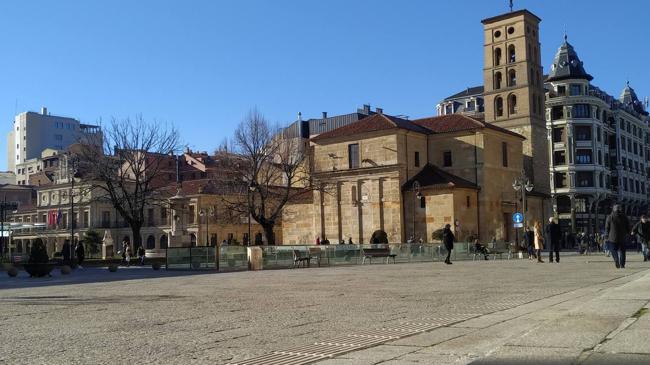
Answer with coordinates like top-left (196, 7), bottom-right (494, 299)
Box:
top-left (509, 0), bottom-right (513, 12)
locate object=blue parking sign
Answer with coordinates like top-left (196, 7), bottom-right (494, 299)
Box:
top-left (513, 212), bottom-right (524, 224)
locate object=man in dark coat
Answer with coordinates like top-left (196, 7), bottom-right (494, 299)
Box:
top-left (544, 217), bottom-right (562, 263)
top-left (524, 226), bottom-right (535, 259)
top-left (75, 242), bottom-right (85, 268)
top-left (632, 214), bottom-right (650, 262)
top-left (605, 204), bottom-right (630, 269)
top-left (442, 224), bottom-right (455, 265)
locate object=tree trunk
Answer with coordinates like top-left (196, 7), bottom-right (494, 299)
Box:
top-left (262, 223), bottom-right (275, 246)
top-left (131, 225), bottom-right (143, 249)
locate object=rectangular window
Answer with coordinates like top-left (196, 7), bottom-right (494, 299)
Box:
top-left (189, 205), bottom-right (195, 224)
top-left (553, 150), bottom-right (566, 165)
top-left (597, 127), bottom-right (601, 142)
top-left (55, 134), bottom-right (63, 141)
top-left (414, 151), bottom-right (420, 167)
top-left (575, 149), bottom-right (592, 164)
top-left (551, 106), bottom-right (564, 120)
top-left (101, 211), bottom-right (110, 227)
top-left (83, 211), bottom-right (89, 228)
top-left (576, 172), bottom-right (594, 187)
top-left (351, 185), bottom-right (357, 204)
top-left (502, 142), bottom-right (508, 167)
top-left (148, 208), bottom-right (154, 226)
top-left (443, 151), bottom-right (452, 167)
top-left (554, 172), bottom-right (567, 188)
top-left (623, 177), bottom-right (628, 191)
top-left (575, 125), bottom-right (591, 141)
top-left (570, 84), bottom-right (582, 96)
top-left (621, 136), bottom-right (626, 151)
top-left (420, 197), bottom-right (426, 209)
top-left (552, 127), bottom-right (565, 143)
top-left (466, 196), bottom-right (471, 208)
top-left (598, 150), bottom-right (602, 165)
top-left (160, 208), bottom-right (167, 222)
top-left (557, 85), bottom-right (566, 96)
top-left (348, 143), bottom-right (359, 169)
top-left (573, 104), bottom-right (591, 118)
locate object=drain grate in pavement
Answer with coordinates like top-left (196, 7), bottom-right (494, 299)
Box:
top-left (229, 352), bottom-right (323, 365)
top-left (229, 315), bottom-right (480, 365)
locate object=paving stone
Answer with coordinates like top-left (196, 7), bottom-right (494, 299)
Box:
top-left (582, 352), bottom-right (650, 365)
top-left (388, 327), bottom-right (473, 347)
top-left (597, 329), bottom-right (650, 354)
top-left (467, 345), bottom-right (582, 364)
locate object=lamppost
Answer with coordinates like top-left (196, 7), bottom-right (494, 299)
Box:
top-left (199, 206), bottom-right (214, 246)
top-left (412, 180), bottom-right (422, 242)
top-left (0, 197), bottom-right (18, 260)
top-left (512, 171), bottom-right (534, 247)
top-left (68, 157), bottom-right (80, 266)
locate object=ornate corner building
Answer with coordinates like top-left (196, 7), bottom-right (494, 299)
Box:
top-left (438, 11), bottom-right (650, 235)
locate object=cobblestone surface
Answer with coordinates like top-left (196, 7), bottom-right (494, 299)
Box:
top-left (1, 253), bottom-right (649, 364)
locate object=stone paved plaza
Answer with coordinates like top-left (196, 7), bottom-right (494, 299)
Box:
top-left (2, 254), bottom-right (650, 364)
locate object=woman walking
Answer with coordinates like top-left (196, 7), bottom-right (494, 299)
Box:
top-left (443, 224), bottom-right (455, 265)
top-left (533, 221), bottom-right (544, 263)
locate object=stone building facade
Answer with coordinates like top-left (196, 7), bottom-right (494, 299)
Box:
top-left (282, 112), bottom-right (544, 244)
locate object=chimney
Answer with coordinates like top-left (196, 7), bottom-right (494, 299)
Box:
top-left (322, 112), bottom-right (327, 119)
top-left (41, 107), bottom-right (47, 115)
top-left (298, 112), bottom-right (302, 121)
top-left (376, 107), bottom-right (383, 114)
top-left (363, 104), bottom-right (371, 114)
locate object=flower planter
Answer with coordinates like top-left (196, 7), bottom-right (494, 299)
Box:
top-left (23, 263), bottom-right (54, 278)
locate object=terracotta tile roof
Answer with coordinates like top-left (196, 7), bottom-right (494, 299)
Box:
top-left (413, 114), bottom-right (525, 139)
top-left (311, 114), bottom-right (430, 142)
top-left (403, 164), bottom-right (479, 191)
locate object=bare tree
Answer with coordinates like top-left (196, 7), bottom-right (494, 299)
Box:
top-left (77, 116), bottom-right (181, 248)
top-left (221, 109), bottom-right (311, 245)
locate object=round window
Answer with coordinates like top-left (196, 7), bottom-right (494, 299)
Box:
top-left (494, 30), bottom-right (501, 38)
top-left (507, 27), bottom-right (515, 35)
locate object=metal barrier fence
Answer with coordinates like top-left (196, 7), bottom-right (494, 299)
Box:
top-left (162, 243), bottom-right (484, 271)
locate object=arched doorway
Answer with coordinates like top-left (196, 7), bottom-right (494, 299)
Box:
top-left (190, 233), bottom-right (197, 247)
top-left (146, 235), bottom-right (156, 249)
top-left (160, 235), bottom-right (168, 249)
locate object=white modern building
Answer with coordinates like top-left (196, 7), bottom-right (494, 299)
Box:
top-left (7, 107), bottom-right (101, 178)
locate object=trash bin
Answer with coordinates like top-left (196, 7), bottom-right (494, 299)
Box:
top-left (247, 246), bottom-right (263, 271)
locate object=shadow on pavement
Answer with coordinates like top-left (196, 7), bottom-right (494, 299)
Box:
top-left (0, 266), bottom-right (222, 290)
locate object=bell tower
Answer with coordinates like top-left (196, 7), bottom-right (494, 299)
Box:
top-left (482, 10), bottom-right (549, 193)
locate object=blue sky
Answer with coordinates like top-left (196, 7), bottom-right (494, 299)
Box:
top-left (1, 0), bottom-right (648, 170)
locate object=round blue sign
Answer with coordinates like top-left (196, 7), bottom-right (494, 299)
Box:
top-left (513, 212), bottom-right (524, 223)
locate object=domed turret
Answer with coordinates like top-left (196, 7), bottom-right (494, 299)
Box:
top-left (620, 81), bottom-right (648, 115)
top-left (547, 35), bottom-right (593, 82)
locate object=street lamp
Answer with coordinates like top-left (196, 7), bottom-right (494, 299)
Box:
top-left (512, 171), bottom-right (534, 247)
top-left (412, 180), bottom-right (422, 242)
top-left (199, 206), bottom-right (214, 246)
top-left (68, 157), bottom-right (81, 266)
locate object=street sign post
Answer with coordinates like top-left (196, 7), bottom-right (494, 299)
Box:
top-left (513, 212), bottom-right (524, 228)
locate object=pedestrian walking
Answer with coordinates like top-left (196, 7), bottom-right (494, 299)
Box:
top-left (605, 204), bottom-right (630, 269)
top-left (62, 241), bottom-right (71, 265)
top-left (137, 245), bottom-right (146, 266)
top-left (442, 224), bottom-right (454, 265)
top-left (633, 215), bottom-right (650, 262)
top-left (121, 240), bottom-right (127, 264)
top-left (124, 242), bottom-right (132, 267)
top-left (544, 217), bottom-right (562, 263)
top-left (533, 221), bottom-right (544, 263)
top-left (348, 237), bottom-right (353, 245)
top-left (524, 226), bottom-right (535, 260)
top-left (75, 242), bottom-right (85, 268)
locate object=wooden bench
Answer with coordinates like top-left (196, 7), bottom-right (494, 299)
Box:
top-left (361, 247), bottom-right (397, 264)
top-left (292, 250), bottom-right (310, 268)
